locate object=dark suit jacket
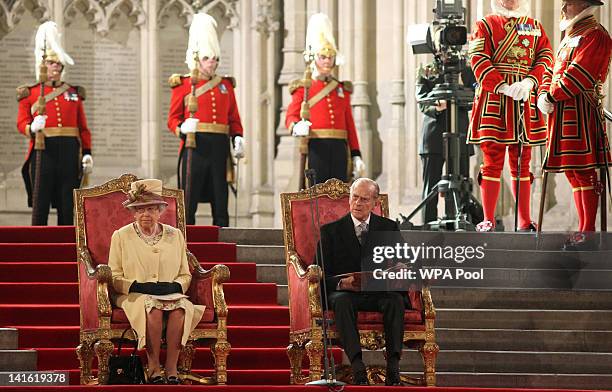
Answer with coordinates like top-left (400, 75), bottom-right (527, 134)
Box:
top-left (317, 212), bottom-right (401, 293)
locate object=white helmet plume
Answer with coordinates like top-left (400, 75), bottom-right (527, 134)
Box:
top-left (304, 13), bottom-right (344, 66)
top-left (185, 13), bottom-right (221, 70)
top-left (35, 21), bottom-right (74, 80)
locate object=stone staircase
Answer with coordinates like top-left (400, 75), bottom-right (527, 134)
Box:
top-left (220, 227), bottom-right (612, 389)
top-left (0, 328), bottom-right (36, 372)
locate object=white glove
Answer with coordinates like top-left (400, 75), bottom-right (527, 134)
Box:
top-left (517, 79), bottom-right (535, 102)
top-left (233, 135), bottom-right (245, 159)
top-left (537, 93), bottom-right (554, 114)
top-left (180, 118), bottom-right (199, 134)
top-left (352, 156), bottom-right (366, 178)
top-left (505, 82), bottom-right (525, 101)
top-left (30, 115), bottom-right (47, 133)
top-left (82, 154), bottom-right (93, 174)
top-left (292, 120), bottom-right (311, 137)
top-left (498, 83), bottom-right (510, 95)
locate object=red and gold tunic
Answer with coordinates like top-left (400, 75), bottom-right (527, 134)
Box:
top-left (468, 15), bottom-right (553, 145)
top-left (286, 78), bottom-right (361, 155)
top-left (540, 16), bottom-right (612, 172)
top-left (16, 81), bottom-right (92, 158)
top-left (167, 74), bottom-right (243, 150)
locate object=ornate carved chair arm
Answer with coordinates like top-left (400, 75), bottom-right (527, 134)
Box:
top-left (421, 284), bottom-right (436, 319)
top-left (186, 251), bottom-right (229, 319)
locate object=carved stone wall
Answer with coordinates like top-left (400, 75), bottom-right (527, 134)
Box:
top-left (0, 0), bottom-right (609, 228)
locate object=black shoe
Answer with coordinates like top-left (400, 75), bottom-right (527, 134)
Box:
top-left (351, 358), bottom-right (368, 385)
top-left (166, 375), bottom-right (180, 385)
top-left (518, 222), bottom-right (537, 232)
top-left (385, 356), bottom-right (402, 386)
top-left (148, 374), bottom-right (165, 384)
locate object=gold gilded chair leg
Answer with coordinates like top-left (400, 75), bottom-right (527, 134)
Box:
top-left (178, 341), bottom-right (195, 375)
top-left (76, 341), bottom-right (94, 385)
top-left (287, 342), bottom-right (307, 384)
top-left (305, 339), bottom-right (323, 382)
top-left (94, 339), bottom-right (114, 385)
top-left (418, 341), bottom-right (439, 387)
top-left (212, 340), bottom-right (231, 385)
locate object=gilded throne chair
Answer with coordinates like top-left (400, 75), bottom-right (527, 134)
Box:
top-left (281, 178), bottom-right (438, 386)
top-left (74, 174), bottom-right (230, 385)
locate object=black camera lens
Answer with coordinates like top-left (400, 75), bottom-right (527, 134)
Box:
top-left (441, 26), bottom-right (467, 46)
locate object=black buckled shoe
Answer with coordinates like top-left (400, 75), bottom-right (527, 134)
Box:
top-left (518, 221), bottom-right (538, 232)
top-left (166, 375), bottom-right (180, 385)
top-left (351, 358), bottom-right (368, 385)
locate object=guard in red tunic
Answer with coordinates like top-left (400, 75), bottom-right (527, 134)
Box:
top-left (167, 13), bottom-right (245, 226)
top-left (286, 13), bottom-right (365, 185)
top-left (468, 0), bottom-right (553, 231)
top-left (16, 21), bottom-right (93, 226)
top-left (538, 0), bottom-right (611, 235)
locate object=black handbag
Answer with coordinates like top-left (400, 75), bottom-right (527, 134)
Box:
top-left (107, 328), bottom-right (146, 385)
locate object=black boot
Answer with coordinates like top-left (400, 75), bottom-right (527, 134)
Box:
top-left (351, 355), bottom-right (368, 385)
top-left (385, 354), bottom-right (402, 386)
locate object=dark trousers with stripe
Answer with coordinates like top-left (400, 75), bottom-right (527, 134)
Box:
top-left (180, 133), bottom-right (230, 226)
top-left (29, 137), bottom-right (80, 226)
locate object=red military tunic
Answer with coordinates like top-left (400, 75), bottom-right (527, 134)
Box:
top-left (541, 15), bottom-right (612, 171)
top-left (286, 77), bottom-right (361, 155)
top-left (167, 74), bottom-right (243, 147)
top-left (17, 82), bottom-right (92, 158)
top-left (468, 15), bottom-right (553, 145)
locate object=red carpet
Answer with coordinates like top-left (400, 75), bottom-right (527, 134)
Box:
top-left (0, 225), bottom-right (302, 386)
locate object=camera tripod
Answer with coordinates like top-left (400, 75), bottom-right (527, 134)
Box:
top-left (400, 80), bottom-right (483, 231)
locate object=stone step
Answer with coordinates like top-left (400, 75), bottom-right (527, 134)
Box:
top-left (437, 309), bottom-right (612, 330)
top-left (398, 230), bottom-right (612, 251)
top-left (464, 249), bottom-right (612, 269)
top-left (431, 287), bottom-right (612, 310)
top-left (237, 245), bottom-right (285, 264)
top-left (361, 350), bottom-right (612, 374)
top-left (414, 372), bottom-right (612, 390)
top-left (257, 264), bottom-right (286, 285)
top-left (0, 350), bottom-right (37, 371)
top-left (219, 228), bottom-right (283, 246)
top-left (436, 328), bottom-right (612, 352)
top-left (0, 328), bottom-right (17, 350)
top-left (427, 266), bottom-right (612, 291)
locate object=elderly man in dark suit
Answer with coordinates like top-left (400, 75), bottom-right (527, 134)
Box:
top-left (317, 178), bottom-right (406, 386)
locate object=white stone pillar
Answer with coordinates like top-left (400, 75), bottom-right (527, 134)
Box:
top-left (141, 0), bottom-right (160, 178)
top-left (349, 0), bottom-right (374, 176)
top-left (273, 0), bottom-right (307, 226)
top-left (377, 0), bottom-right (406, 216)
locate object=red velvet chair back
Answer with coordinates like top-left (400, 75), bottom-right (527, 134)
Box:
top-left (282, 179), bottom-right (388, 266)
top-left (75, 174), bottom-right (185, 266)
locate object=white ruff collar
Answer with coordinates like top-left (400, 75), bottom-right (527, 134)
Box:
top-left (560, 6), bottom-right (597, 32)
top-left (490, 0), bottom-right (530, 18)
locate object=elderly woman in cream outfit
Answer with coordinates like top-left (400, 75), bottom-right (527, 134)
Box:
top-left (108, 179), bottom-right (204, 384)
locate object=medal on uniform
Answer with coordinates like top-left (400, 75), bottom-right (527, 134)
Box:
top-left (337, 87), bottom-right (344, 98)
top-left (219, 84), bottom-right (228, 94)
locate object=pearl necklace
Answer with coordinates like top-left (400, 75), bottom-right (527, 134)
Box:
top-left (134, 223), bottom-right (162, 245)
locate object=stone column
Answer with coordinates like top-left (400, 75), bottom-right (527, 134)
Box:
top-left (248, 0), bottom-right (280, 227)
top-left (141, 0), bottom-right (160, 178)
top-left (377, 0), bottom-right (406, 216)
top-left (348, 0), bottom-right (374, 176)
top-left (273, 0), bottom-right (307, 225)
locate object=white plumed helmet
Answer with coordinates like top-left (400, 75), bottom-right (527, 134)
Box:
top-left (304, 13), bottom-right (344, 66)
top-left (35, 21), bottom-right (74, 80)
top-left (185, 13), bottom-right (221, 71)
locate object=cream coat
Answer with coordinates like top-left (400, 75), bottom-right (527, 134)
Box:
top-left (108, 223), bottom-right (205, 349)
